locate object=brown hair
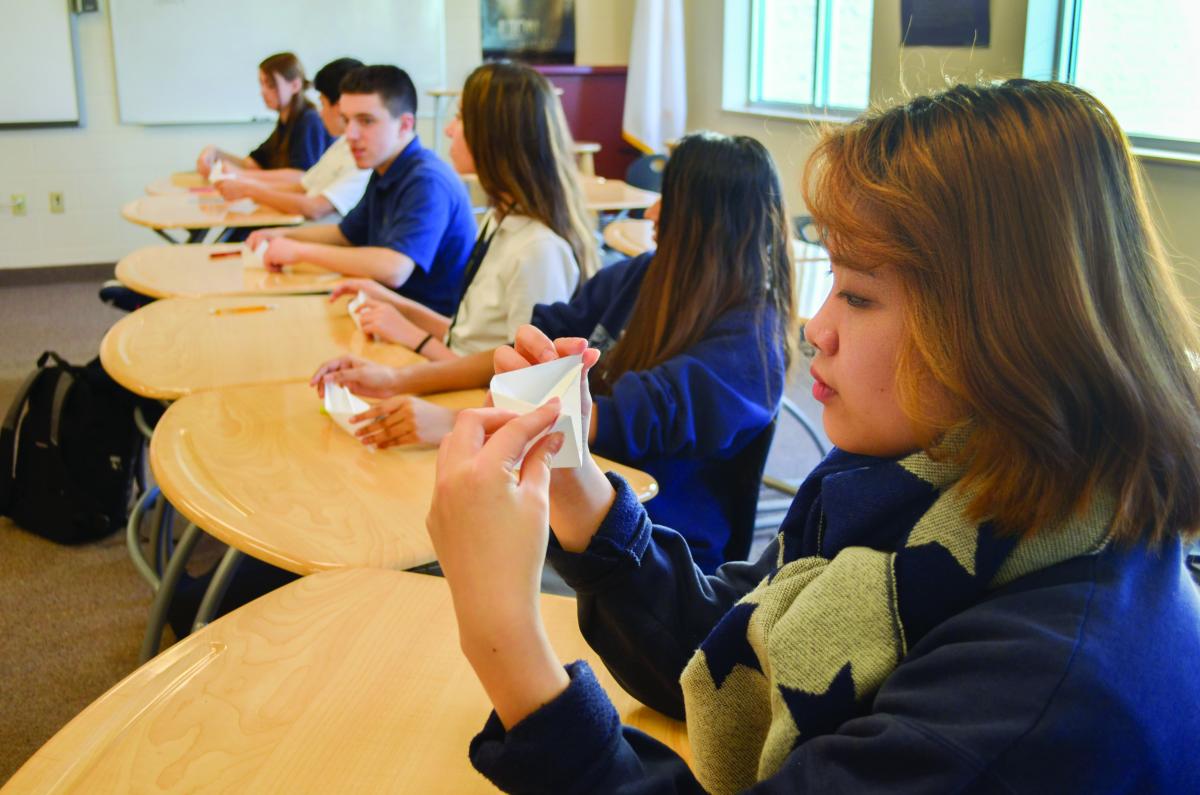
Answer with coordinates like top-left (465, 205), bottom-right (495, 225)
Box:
top-left (594, 132), bottom-right (796, 393)
top-left (460, 61), bottom-right (599, 279)
top-left (803, 79), bottom-right (1200, 545)
top-left (259, 52), bottom-right (314, 166)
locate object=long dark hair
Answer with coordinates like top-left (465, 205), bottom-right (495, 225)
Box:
top-left (461, 61), bottom-right (599, 278)
top-left (594, 132), bottom-right (795, 392)
top-left (260, 52), bottom-right (314, 167)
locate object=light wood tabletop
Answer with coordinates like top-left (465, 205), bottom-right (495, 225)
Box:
top-left (100, 295), bottom-right (421, 400)
top-left (121, 194), bottom-right (303, 231)
top-left (115, 243), bottom-right (341, 299)
top-left (3, 568), bottom-right (690, 794)
top-left (463, 175), bottom-right (658, 213)
top-left (150, 382), bottom-right (657, 574)
top-left (145, 171), bottom-right (214, 196)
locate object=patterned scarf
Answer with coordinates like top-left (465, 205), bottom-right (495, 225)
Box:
top-left (679, 445), bottom-right (1114, 794)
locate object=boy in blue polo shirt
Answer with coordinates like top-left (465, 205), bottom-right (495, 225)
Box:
top-left (248, 65), bottom-right (476, 316)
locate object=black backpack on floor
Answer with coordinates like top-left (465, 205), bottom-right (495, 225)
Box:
top-left (0, 352), bottom-right (157, 544)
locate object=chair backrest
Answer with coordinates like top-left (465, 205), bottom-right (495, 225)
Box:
top-left (625, 154), bottom-right (668, 193)
top-left (721, 419), bottom-right (778, 563)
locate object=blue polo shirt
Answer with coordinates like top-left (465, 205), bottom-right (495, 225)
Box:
top-left (338, 136), bottom-right (476, 316)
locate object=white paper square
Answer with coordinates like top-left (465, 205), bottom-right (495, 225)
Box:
top-left (226, 198), bottom-right (258, 214)
top-left (323, 383), bottom-right (371, 440)
top-left (241, 240), bottom-right (268, 270)
top-left (208, 160), bottom-right (233, 183)
top-left (348, 290), bottom-right (368, 333)
top-left (490, 354), bottom-right (583, 468)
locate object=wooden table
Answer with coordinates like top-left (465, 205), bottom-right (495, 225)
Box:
top-left (145, 171), bottom-right (213, 196)
top-left (115, 243), bottom-right (341, 299)
top-left (100, 295), bottom-right (420, 400)
top-left (122, 194), bottom-right (303, 244)
top-left (151, 382), bottom-right (658, 575)
top-left (4, 568), bottom-right (690, 794)
top-left (463, 175), bottom-right (658, 214)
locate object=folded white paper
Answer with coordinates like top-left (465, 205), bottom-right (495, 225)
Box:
top-left (226, 198), bottom-right (258, 214)
top-left (208, 159), bottom-right (233, 183)
top-left (323, 383), bottom-right (371, 441)
top-left (241, 240), bottom-right (268, 270)
top-left (490, 354), bottom-right (583, 469)
top-left (348, 290), bottom-right (368, 333)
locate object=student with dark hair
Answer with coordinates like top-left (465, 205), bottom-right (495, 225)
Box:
top-left (323, 61), bottom-right (599, 359)
top-left (426, 80), bottom-right (1200, 793)
top-left (196, 52), bottom-right (331, 175)
top-left (312, 132), bottom-right (795, 573)
top-left (213, 57), bottom-right (369, 220)
top-left (248, 65), bottom-right (476, 317)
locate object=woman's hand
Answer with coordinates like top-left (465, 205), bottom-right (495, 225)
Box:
top-left (355, 300), bottom-right (429, 349)
top-left (351, 395), bottom-right (458, 448)
top-left (328, 278), bottom-right (394, 304)
top-left (215, 178), bottom-right (252, 201)
top-left (196, 145), bottom-right (216, 178)
top-left (493, 325), bottom-right (615, 552)
top-left (310, 356), bottom-right (405, 398)
top-left (426, 404), bottom-right (570, 728)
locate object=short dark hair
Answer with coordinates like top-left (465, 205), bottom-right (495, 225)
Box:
top-left (339, 65), bottom-right (417, 118)
top-left (313, 58), bottom-right (364, 104)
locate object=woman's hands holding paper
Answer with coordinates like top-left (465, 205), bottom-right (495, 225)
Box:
top-left (493, 325), bottom-right (615, 552)
top-left (426, 403), bottom-right (570, 728)
top-left (354, 300), bottom-right (429, 349)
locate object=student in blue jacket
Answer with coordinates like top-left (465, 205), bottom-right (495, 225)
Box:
top-left (425, 80), bottom-right (1200, 793)
top-left (196, 52), bottom-right (331, 175)
top-left (313, 132), bottom-right (797, 573)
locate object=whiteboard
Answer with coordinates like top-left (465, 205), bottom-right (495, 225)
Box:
top-left (0, 0), bottom-right (80, 124)
top-left (109, 0), bottom-right (446, 125)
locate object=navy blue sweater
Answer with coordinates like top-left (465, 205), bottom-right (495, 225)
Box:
top-left (531, 253), bottom-right (785, 572)
top-left (471, 475), bottom-right (1200, 793)
top-left (249, 105), bottom-right (331, 171)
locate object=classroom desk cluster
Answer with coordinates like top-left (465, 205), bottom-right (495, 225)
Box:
top-left (2, 171), bottom-right (679, 793)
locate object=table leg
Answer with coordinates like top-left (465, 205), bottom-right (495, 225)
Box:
top-left (192, 547), bottom-right (244, 633)
top-left (139, 521), bottom-right (202, 663)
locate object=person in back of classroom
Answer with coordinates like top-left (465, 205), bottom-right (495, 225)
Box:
top-left (324, 60), bottom-right (600, 361)
top-left (196, 52), bottom-right (331, 176)
top-left (246, 65), bottom-right (477, 317)
top-left (211, 57), bottom-right (369, 221)
top-left (312, 132), bottom-right (794, 573)
top-left (426, 80), bottom-right (1200, 793)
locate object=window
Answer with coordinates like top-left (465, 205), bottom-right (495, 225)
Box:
top-left (748, 0), bottom-right (874, 114)
top-left (1055, 0), bottom-right (1199, 154)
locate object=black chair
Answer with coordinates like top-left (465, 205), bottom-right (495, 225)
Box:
top-left (719, 420), bottom-right (778, 563)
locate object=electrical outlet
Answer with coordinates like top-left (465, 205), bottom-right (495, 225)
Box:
top-left (11, 194), bottom-right (27, 217)
top-left (50, 192), bottom-right (65, 214)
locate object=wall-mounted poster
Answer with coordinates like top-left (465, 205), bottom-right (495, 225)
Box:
top-left (901, 0), bottom-right (990, 47)
top-left (481, 0), bottom-right (576, 64)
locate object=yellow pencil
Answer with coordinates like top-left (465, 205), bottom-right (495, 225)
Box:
top-left (209, 304), bottom-right (275, 316)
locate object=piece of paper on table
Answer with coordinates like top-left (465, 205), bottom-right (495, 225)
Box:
top-left (490, 354), bottom-right (583, 469)
top-left (208, 160), bottom-right (233, 183)
top-left (323, 383), bottom-right (371, 441)
top-left (347, 290), bottom-right (368, 333)
top-left (241, 241), bottom-right (268, 269)
top-left (226, 198), bottom-right (258, 214)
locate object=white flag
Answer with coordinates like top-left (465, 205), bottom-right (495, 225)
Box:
top-left (622, 0), bottom-right (687, 155)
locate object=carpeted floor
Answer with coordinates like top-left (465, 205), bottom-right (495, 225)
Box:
top-left (0, 266), bottom-right (828, 784)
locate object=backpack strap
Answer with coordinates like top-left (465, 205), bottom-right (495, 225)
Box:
top-left (48, 368), bottom-right (78, 449)
top-left (0, 364), bottom-right (58, 514)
